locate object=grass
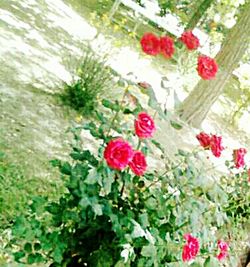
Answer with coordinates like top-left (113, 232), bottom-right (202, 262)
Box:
top-left (61, 47), bottom-right (114, 116)
top-left (0, 152), bottom-right (63, 229)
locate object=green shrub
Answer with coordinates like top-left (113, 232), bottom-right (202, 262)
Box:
top-left (61, 48), bottom-right (114, 116)
top-left (9, 86), bottom-right (249, 266)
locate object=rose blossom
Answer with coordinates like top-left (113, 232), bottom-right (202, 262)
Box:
top-left (197, 55), bottom-right (218, 80)
top-left (129, 151), bottom-right (147, 176)
top-left (180, 31), bottom-right (200, 50)
top-left (210, 135), bottom-right (224, 158)
top-left (182, 233), bottom-right (200, 262)
top-left (160, 36), bottom-right (175, 58)
top-left (140, 33), bottom-right (160, 56)
top-left (233, 148), bottom-right (247, 168)
top-left (216, 240), bottom-right (229, 261)
top-left (196, 132), bottom-right (211, 149)
top-left (104, 138), bottom-right (134, 170)
top-left (135, 112), bottom-right (156, 139)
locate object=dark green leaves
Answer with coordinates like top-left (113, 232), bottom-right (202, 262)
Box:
top-left (170, 120), bottom-right (183, 130)
top-left (70, 150), bottom-right (98, 166)
top-left (102, 99), bottom-right (120, 112)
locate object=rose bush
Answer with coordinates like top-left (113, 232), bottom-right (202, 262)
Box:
top-left (9, 83), bottom-right (249, 267)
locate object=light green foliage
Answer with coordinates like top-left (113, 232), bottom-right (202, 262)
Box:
top-left (9, 86), bottom-right (249, 266)
top-left (61, 47), bottom-right (114, 116)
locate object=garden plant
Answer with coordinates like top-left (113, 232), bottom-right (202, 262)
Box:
top-left (8, 31), bottom-right (250, 267)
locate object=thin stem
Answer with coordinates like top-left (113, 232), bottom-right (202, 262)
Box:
top-left (136, 139), bottom-right (142, 150)
top-left (143, 160), bottom-right (184, 191)
top-left (105, 86), bottom-right (128, 140)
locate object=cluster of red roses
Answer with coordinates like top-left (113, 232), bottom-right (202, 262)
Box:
top-left (104, 112), bottom-right (155, 176)
top-left (182, 234), bottom-right (229, 261)
top-left (196, 132), bottom-right (249, 170)
top-left (140, 31), bottom-right (218, 80)
top-left (196, 132), bottom-right (224, 158)
top-left (182, 234), bottom-right (229, 262)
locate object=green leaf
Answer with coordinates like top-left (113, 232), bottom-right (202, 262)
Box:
top-left (70, 150), bottom-right (98, 166)
top-left (204, 256), bottom-right (218, 267)
top-left (141, 244), bottom-right (157, 258)
top-left (102, 99), bottom-right (120, 111)
top-left (34, 242), bottom-right (42, 251)
top-left (92, 203), bottom-right (103, 216)
top-left (24, 242), bottom-right (32, 253)
top-left (85, 168), bottom-right (100, 184)
top-left (12, 216), bottom-right (26, 237)
top-left (145, 197), bottom-right (157, 210)
top-left (50, 159), bottom-right (61, 167)
top-left (27, 253), bottom-right (36, 264)
top-left (139, 213), bottom-right (149, 228)
top-left (102, 167), bottom-right (114, 195)
top-left (60, 162), bottom-right (71, 175)
top-left (53, 246), bottom-right (63, 263)
top-left (13, 251), bottom-right (25, 262)
top-left (170, 120), bottom-right (183, 130)
top-left (151, 139), bottom-right (165, 153)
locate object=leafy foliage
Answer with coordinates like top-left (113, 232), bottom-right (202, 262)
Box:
top-left (9, 85), bottom-right (249, 266)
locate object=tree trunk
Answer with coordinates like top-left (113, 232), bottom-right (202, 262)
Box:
top-left (178, 1), bottom-right (250, 128)
top-left (185, 0), bottom-right (214, 30)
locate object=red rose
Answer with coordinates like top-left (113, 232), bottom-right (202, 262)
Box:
top-left (210, 135), bottom-right (224, 158)
top-left (182, 233), bottom-right (200, 262)
top-left (135, 112), bottom-right (156, 139)
top-left (160, 36), bottom-right (175, 58)
top-left (104, 138), bottom-right (134, 170)
top-left (197, 55), bottom-right (218, 80)
top-left (196, 132), bottom-right (211, 149)
top-left (217, 251), bottom-right (228, 261)
top-left (140, 33), bottom-right (160, 56)
top-left (233, 148), bottom-right (247, 168)
top-left (180, 31), bottom-right (200, 50)
top-left (129, 151), bottom-right (147, 176)
top-left (217, 240), bottom-right (229, 261)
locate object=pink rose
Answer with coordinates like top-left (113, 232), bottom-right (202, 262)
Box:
top-left (197, 55), bottom-right (218, 80)
top-left (180, 31), bottom-right (200, 50)
top-left (233, 148), bottom-right (247, 168)
top-left (129, 151), bottom-right (147, 176)
top-left (196, 132), bottom-right (211, 149)
top-left (216, 240), bottom-right (229, 261)
top-left (135, 112), bottom-right (156, 139)
top-left (104, 139), bottom-right (134, 170)
top-left (140, 33), bottom-right (161, 56)
top-left (160, 36), bottom-right (175, 58)
top-left (210, 135), bottom-right (224, 158)
top-left (182, 234), bottom-right (200, 262)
